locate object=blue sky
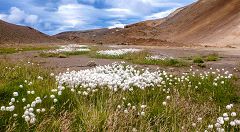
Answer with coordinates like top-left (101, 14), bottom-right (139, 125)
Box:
top-left (0, 0), bottom-right (195, 35)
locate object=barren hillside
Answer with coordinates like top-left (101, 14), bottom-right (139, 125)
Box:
top-left (55, 0), bottom-right (240, 47)
top-left (0, 20), bottom-right (61, 44)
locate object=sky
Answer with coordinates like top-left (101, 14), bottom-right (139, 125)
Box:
top-left (0, 0), bottom-right (195, 35)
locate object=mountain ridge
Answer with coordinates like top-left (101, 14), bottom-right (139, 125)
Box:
top-left (54, 0), bottom-right (240, 47)
top-left (0, 20), bottom-right (62, 44)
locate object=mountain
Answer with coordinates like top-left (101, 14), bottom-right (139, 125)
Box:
top-left (0, 20), bottom-right (61, 44)
top-left (55, 0), bottom-right (240, 47)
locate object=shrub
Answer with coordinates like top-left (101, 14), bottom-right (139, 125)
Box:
top-left (205, 54), bottom-right (219, 61)
top-left (193, 57), bottom-right (204, 64)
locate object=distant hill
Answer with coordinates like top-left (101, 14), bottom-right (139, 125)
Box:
top-left (54, 0), bottom-right (240, 47)
top-left (0, 20), bottom-right (61, 44)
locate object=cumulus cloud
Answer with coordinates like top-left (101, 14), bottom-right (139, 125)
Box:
top-left (25, 15), bottom-right (38, 24)
top-left (0, 7), bottom-right (38, 25)
top-left (108, 21), bottom-right (126, 29)
top-left (55, 4), bottom-right (99, 29)
top-left (105, 8), bottom-right (136, 18)
top-left (144, 8), bottom-right (177, 20)
top-left (0, 14), bottom-right (7, 20)
top-left (5, 7), bottom-right (25, 23)
top-left (103, 0), bottom-right (182, 15)
top-left (53, 3), bottom-right (137, 32)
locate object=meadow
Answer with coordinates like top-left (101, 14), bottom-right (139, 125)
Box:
top-left (39, 45), bottom-right (223, 68)
top-left (0, 58), bottom-right (240, 131)
top-left (0, 46), bottom-right (55, 55)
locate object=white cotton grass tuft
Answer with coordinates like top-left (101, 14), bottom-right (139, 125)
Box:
top-left (56, 62), bottom-right (166, 92)
top-left (13, 92), bottom-right (18, 97)
top-left (97, 49), bottom-right (142, 56)
top-left (146, 55), bottom-right (174, 61)
top-left (44, 44), bottom-right (91, 54)
top-left (162, 102), bottom-right (167, 106)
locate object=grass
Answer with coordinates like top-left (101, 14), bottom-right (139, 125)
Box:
top-left (193, 56), bottom-right (205, 64)
top-left (192, 54), bottom-right (220, 64)
top-left (0, 46), bottom-right (55, 55)
top-left (92, 51), bottom-right (189, 67)
top-left (204, 53), bottom-right (219, 61)
top-left (39, 51), bottom-right (90, 58)
top-left (191, 54), bottom-right (220, 68)
top-left (0, 61), bottom-right (239, 131)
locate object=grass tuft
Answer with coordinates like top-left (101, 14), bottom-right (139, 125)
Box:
top-left (93, 51), bottom-right (189, 67)
top-left (193, 56), bottom-right (205, 64)
top-left (204, 53), bottom-right (219, 61)
top-left (39, 51), bottom-right (90, 58)
top-left (0, 46), bottom-right (55, 55)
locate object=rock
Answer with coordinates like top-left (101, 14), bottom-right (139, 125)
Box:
top-left (225, 45), bottom-right (236, 48)
top-left (87, 61), bottom-right (97, 67)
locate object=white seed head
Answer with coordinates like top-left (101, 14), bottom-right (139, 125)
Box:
top-left (22, 98), bottom-right (26, 102)
top-left (207, 125), bottom-right (213, 129)
top-left (223, 113), bottom-right (228, 117)
top-left (166, 96), bottom-right (171, 100)
top-left (41, 108), bottom-right (46, 112)
top-left (192, 123), bottom-right (196, 127)
top-left (226, 105), bottom-right (232, 110)
top-left (53, 99), bottom-right (58, 103)
top-left (231, 112), bottom-right (237, 117)
top-left (230, 121), bottom-right (236, 126)
top-left (36, 109), bottom-right (41, 113)
top-left (11, 98), bottom-right (15, 103)
top-left (140, 111), bottom-right (145, 116)
top-left (50, 95), bottom-right (55, 99)
top-left (31, 91), bottom-right (35, 94)
top-left (162, 102), bottom-right (167, 106)
top-left (24, 116), bottom-right (30, 122)
top-left (117, 105), bottom-right (121, 109)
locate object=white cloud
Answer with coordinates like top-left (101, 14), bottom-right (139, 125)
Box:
top-left (25, 15), bottom-right (38, 24)
top-left (7, 7), bottom-right (25, 23)
top-left (0, 14), bottom-right (7, 20)
top-left (0, 7), bottom-right (38, 25)
top-left (143, 0), bottom-right (182, 7)
top-left (104, 0), bottom-right (182, 16)
top-left (105, 8), bottom-right (136, 18)
top-left (53, 3), bottom-right (137, 32)
top-left (144, 8), bottom-right (176, 20)
top-left (56, 4), bottom-right (99, 28)
top-left (108, 22), bottom-right (126, 29)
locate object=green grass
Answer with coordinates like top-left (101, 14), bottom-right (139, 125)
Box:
top-left (0, 47), bottom-right (55, 55)
top-left (193, 56), bottom-right (205, 64)
top-left (0, 61), bottom-right (239, 131)
top-left (92, 51), bottom-right (189, 67)
top-left (204, 53), bottom-right (219, 61)
top-left (39, 50), bottom-right (90, 58)
top-left (191, 54), bottom-right (220, 68)
top-left (191, 54), bottom-right (220, 64)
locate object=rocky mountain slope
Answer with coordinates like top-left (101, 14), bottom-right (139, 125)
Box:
top-left (0, 20), bottom-right (61, 44)
top-left (55, 0), bottom-right (240, 47)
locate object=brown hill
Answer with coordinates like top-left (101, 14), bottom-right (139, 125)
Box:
top-left (0, 20), bottom-right (61, 44)
top-left (54, 0), bottom-right (240, 47)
